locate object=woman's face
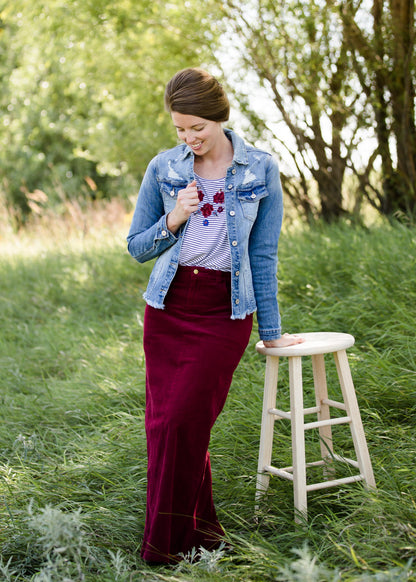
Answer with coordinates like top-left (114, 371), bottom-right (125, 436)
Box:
top-left (171, 111), bottom-right (223, 157)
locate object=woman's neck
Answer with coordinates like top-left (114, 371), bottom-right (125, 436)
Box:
top-left (194, 133), bottom-right (234, 179)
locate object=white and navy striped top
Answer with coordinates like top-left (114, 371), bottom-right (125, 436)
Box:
top-left (178, 174), bottom-right (232, 272)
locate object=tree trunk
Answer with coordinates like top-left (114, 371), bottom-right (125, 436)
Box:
top-left (341, 0), bottom-right (416, 217)
top-left (389, 0), bottom-right (416, 214)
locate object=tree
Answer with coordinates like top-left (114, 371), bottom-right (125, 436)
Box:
top-left (219, 0), bottom-right (374, 222)
top-left (219, 0), bottom-right (416, 222)
top-left (0, 0), bottom-right (223, 224)
top-left (338, 0), bottom-right (416, 217)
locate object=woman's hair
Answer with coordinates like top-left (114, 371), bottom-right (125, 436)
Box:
top-left (164, 68), bottom-right (230, 122)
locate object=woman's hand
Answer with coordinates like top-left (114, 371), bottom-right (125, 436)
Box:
top-left (263, 333), bottom-right (305, 348)
top-left (167, 180), bottom-right (199, 233)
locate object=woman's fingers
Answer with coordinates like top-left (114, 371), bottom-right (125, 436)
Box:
top-left (177, 180), bottom-right (199, 215)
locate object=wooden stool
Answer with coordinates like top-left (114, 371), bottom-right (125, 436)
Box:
top-left (255, 332), bottom-right (376, 522)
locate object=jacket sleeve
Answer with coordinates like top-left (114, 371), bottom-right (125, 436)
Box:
top-left (127, 157), bottom-right (179, 263)
top-left (248, 155), bottom-right (283, 340)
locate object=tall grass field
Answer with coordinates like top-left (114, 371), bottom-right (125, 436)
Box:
top-left (0, 202), bottom-right (415, 581)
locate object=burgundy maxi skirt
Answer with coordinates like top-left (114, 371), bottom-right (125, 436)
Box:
top-left (141, 266), bottom-right (253, 563)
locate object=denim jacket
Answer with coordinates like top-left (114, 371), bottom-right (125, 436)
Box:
top-left (127, 128), bottom-right (283, 340)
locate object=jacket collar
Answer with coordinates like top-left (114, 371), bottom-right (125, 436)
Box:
top-left (179, 128), bottom-right (248, 165)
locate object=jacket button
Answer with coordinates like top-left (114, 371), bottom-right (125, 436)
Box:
top-left (235, 299), bottom-right (240, 305)
top-left (232, 168), bottom-right (236, 175)
top-left (230, 210), bottom-right (235, 216)
top-left (170, 190), bottom-right (175, 197)
top-left (228, 184), bottom-right (233, 189)
top-left (161, 230), bottom-right (167, 237)
top-left (232, 240), bottom-right (237, 246)
top-left (251, 193), bottom-right (257, 199)
top-left (235, 270), bottom-right (240, 276)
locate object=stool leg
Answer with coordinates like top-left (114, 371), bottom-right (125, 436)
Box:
top-left (256, 355), bottom-right (279, 504)
top-left (334, 350), bottom-right (376, 488)
top-left (312, 353), bottom-right (335, 476)
top-left (289, 355), bottom-right (307, 522)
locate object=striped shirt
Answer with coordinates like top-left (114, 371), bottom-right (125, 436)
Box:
top-left (178, 174), bottom-right (232, 271)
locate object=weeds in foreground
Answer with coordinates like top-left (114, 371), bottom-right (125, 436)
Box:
top-left (27, 503), bottom-right (93, 581)
top-left (0, 210), bottom-right (415, 580)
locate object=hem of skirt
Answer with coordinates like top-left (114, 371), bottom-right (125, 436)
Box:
top-left (141, 536), bottom-right (226, 565)
top-left (141, 555), bottom-right (179, 565)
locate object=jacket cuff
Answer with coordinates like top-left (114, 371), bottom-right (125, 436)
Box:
top-left (258, 328), bottom-right (282, 341)
top-left (155, 214), bottom-right (178, 242)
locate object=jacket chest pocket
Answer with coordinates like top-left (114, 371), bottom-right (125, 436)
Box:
top-left (237, 185), bottom-right (268, 221)
top-left (160, 181), bottom-right (187, 213)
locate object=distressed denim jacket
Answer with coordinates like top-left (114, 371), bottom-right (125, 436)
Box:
top-left (127, 129), bottom-right (283, 340)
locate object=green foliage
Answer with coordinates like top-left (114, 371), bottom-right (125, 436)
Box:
top-left (218, 0), bottom-right (371, 220)
top-left (338, 0), bottom-right (416, 217)
top-left (1, 0), bottom-right (414, 226)
top-left (218, 0), bottom-right (416, 222)
top-left (0, 0), bottom-right (223, 225)
top-left (0, 214), bottom-right (415, 580)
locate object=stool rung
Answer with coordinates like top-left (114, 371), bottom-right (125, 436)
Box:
top-left (268, 407), bottom-right (291, 420)
top-left (269, 402), bottom-right (347, 421)
top-left (263, 462), bottom-right (364, 492)
top-left (304, 415), bottom-right (351, 430)
top-left (332, 454), bottom-right (360, 469)
top-left (306, 474), bottom-right (365, 492)
top-left (322, 398), bottom-right (346, 411)
top-left (265, 459), bottom-right (330, 475)
top-left (268, 405), bottom-right (320, 419)
top-left (302, 406), bottom-right (321, 415)
top-left (263, 459), bottom-right (330, 478)
top-left (263, 454), bottom-right (360, 479)
top-left (264, 465), bottom-right (294, 481)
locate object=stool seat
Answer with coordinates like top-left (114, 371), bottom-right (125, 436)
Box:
top-left (255, 331), bottom-right (376, 522)
top-left (256, 332), bottom-right (355, 357)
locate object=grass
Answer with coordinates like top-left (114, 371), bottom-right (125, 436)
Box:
top-left (0, 202), bottom-right (415, 580)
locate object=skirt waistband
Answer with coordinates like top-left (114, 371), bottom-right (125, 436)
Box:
top-left (176, 265), bottom-right (231, 282)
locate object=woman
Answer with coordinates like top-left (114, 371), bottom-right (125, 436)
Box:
top-left (127, 68), bottom-right (303, 564)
